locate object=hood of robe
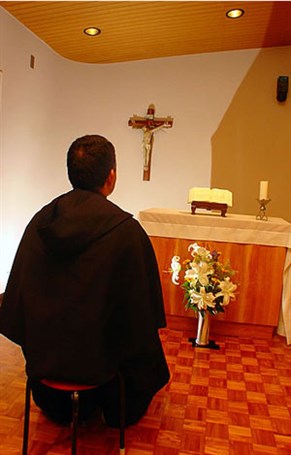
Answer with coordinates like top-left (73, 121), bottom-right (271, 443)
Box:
top-left (37, 189), bottom-right (132, 256)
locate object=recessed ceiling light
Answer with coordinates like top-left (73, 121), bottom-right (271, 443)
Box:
top-left (83, 27), bottom-right (101, 36)
top-left (226, 8), bottom-right (245, 19)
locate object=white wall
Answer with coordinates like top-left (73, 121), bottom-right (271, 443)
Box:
top-left (53, 51), bottom-right (259, 212)
top-left (0, 7), bottom-right (286, 290)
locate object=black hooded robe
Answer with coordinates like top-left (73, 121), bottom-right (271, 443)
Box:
top-left (0, 189), bottom-right (170, 426)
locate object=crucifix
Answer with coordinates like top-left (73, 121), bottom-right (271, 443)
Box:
top-left (128, 104), bottom-right (174, 180)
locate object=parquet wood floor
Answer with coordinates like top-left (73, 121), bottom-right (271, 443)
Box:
top-left (1, 329), bottom-right (291, 454)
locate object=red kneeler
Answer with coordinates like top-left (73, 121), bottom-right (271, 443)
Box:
top-left (22, 373), bottom-right (126, 455)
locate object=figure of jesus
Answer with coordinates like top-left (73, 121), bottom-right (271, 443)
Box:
top-left (142, 123), bottom-right (170, 171)
top-left (128, 104), bottom-right (173, 180)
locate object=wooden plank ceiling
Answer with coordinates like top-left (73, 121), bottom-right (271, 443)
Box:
top-left (1, 1), bottom-right (291, 64)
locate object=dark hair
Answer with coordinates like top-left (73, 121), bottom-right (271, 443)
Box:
top-left (67, 135), bottom-right (116, 190)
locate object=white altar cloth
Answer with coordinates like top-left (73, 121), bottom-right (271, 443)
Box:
top-left (139, 208), bottom-right (291, 343)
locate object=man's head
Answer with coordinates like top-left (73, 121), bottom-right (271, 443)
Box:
top-left (67, 135), bottom-right (116, 195)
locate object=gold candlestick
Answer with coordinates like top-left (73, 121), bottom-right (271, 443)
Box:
top-left (256, 198), bottom-right (271, 221)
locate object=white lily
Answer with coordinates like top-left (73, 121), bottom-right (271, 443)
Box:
top-left (171, 256), bottom-right (181, 285)
top-left (216, 277), bottom-right (237, 306)
top-left (188, 243), bottom-right (211, 261)
top-left (191, 262), bottom-right (214, 286)
top-left (189, 287), bottom-right (216, 311)
top-left (169, 242), bottom-right (237, 316)
top-left (184, 268), bottom-right (198, 282)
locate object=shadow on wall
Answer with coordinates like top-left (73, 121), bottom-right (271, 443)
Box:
top-left (211, 4), bottom-right (291, 222)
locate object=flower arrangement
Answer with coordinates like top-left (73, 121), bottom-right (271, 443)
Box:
top-left (171, 243), bottom-right (237, 316)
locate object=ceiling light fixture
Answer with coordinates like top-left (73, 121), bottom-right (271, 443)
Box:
top-left (83, 27), bottom-right (101, 36)
top-left (226, 8), bottom-right (245, 19)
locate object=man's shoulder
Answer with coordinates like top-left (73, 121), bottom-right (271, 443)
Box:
top-left (114, 213), bottom-right (151, 246)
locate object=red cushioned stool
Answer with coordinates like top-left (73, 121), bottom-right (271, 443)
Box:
top-left (22, 373), bottom-right (125, 455)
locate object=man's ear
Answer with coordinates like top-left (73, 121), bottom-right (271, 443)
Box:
top-left (108, 168), bottom-right (116, 191)
top-left (101, 168), bottom-right (116, 197)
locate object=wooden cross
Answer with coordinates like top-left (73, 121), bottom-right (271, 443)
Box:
top-left (128, 104), bottom-right (173, 181)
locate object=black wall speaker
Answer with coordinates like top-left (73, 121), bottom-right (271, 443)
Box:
top-left (277, 76), bottom-right (289, 102)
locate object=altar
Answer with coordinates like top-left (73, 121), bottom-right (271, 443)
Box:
top-left (139, 208), bottom-right (291, 341)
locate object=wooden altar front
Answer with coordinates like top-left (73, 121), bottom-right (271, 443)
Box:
top-left (139, 208), bottom-right (291, 339)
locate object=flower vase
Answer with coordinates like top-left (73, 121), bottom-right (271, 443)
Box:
top-left (196, 311), bottom-right (210, 346)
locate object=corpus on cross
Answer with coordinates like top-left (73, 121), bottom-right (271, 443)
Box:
top-left (128, 104), bottom-right (173, 181)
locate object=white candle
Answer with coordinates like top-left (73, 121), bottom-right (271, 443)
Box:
top-left (259, 181), bottom-right (269, 200)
